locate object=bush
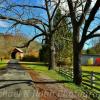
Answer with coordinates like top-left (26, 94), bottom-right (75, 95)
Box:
top-left (39, 45), bottom-right (49, 62)
top-left (57, 57), bottom-right (72, 67)
top-left (21, 55), bottom-right (39, 62)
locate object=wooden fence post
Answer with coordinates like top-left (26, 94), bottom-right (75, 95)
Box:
top-left (71, 70), bottom-right (73, 79)
top-left (91, 71), bottom-right (95, 89)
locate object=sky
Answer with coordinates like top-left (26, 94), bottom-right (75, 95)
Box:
top-left (0, 0), bottom-right (45, 39)
top-left (0, 0), bottom-right (100, 49)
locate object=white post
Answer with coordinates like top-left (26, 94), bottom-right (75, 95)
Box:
top-left (91, 72), bottom-right (95, 89)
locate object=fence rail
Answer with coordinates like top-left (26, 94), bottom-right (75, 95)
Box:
top-left (58, 67), bottom-right (100, 92)
top-left (82, 71), bottom-right (100, 92)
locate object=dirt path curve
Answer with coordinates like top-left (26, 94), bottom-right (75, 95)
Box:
top-left (27, 69), bottom-right (88, 100)
top-left (0, 60), bottom-right (39, 100)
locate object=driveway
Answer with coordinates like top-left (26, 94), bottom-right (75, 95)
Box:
top-left (0, 60), bottom-right (39, 100)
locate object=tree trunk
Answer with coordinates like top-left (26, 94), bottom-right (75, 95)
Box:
top-left (72, 25), bottom-right (83, 85)
top-left (48, 35), bottom-right (56, 70)
top-left (73, 42), bottom-right (82, 85)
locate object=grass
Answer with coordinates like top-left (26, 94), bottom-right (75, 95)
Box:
top-left (21, 62), bottom-right (89, 99)
top-left (82, 66), bottom-right (100, 94)
top-left (0, 60), bottom-right (8, 69)
top-left (82, 66), bottom-right (100, 72)
top-left (21, 62), bottom-right (100, 99)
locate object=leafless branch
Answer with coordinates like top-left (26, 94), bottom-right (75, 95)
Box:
top-left (82, 0), bottom-right (100, 38)
top-left (85, 25), bottom-right (100, 40)
top-left (67, 0), bottom-right (77, 25)
top-left (86, 34), bottom-right (100, 40)
top-left (78, 0), bottom-right (91, 26)
top-left (50, 0), bottom-right (60, 20)
top-left (7, 4), bottom-right (46, 10)
top-left (17, 33), bottom-right (46, 48)
top-left (0, 14), bottom-right (45, 33)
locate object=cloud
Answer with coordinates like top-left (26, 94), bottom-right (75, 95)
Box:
top-left (0, 20), bottom-right (9, 28)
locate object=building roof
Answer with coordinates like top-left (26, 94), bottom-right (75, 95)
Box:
top-left (13, 48), bottom-right (23, 53)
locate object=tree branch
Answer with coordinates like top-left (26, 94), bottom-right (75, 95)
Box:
top-left (0, 15), bottom-right (45, 33)
top-left (17, 33), bottom-right (46, 48)
top-left (87, 25), bottom-right (100, 36)
top-left (82, 0), bottom-right (100, 38)
top-left (86, 34), bottom-right (100, 40)
top-left (45, 0), bottom-right (51, 22)
top-left (52, 15), bottom-right (70, 33)
top-left (27, 17), bottom-right (48, 27)
top-left (67, 0), bottom-right (77, 25)
top-left (50, 0), bottom-right (60, 20)
top-left (78, 0), bottom-right (91, 26)
top-left (8, 4), bottom-right (46, 10)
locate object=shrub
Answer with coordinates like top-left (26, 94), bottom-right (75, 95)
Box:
top-left (21, 55), bottom-right (39, 62)
top-left (39, 45), bottom-right (49, 62)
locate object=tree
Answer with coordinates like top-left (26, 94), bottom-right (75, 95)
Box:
top-left (0, 0), bottom-right (100, 85)
top-left (66, 0), bottom-right (100, 85)
top-left (0, 0), bottom-right (64, 70)
top-left (53, 8), bottom-right (72, 65)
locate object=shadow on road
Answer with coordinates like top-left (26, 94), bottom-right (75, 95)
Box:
top-left (0, 79), bottom-right (72, 89)
top-left (0, 81), bottom-right (32, 89)
top-left (0, 60), bottom-right (73, 90)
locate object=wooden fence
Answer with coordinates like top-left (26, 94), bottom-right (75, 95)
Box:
top-left (82, 71), bottom-right (100, 92)
top-left (59, 67), bottom-right (73, 81)
top-left (58, 67), bottom-right (100, 92)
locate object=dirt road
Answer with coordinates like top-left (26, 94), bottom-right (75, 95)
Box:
top-left (0, 60), bottom-right (39, 100)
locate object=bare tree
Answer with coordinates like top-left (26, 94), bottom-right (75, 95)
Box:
top-left (0, 0), bottom-right (100, 85)
top-left (0, 0), bottom-right (64, 70)
top-left (66, 0), bottom-right (100, 85)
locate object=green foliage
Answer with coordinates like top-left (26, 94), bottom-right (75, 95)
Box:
top-left (84, 42), bottom-right (100, 54)
top-left (93, 43), bottom-right (100, 54)
top-left (22, 62), bottom-right (88, 100)
top-left (86, 49), bottom-right (96, 54)
top-left (53, 9), bottom-right (73, 65)
top-left (39, 45), bottom-right (49, 62)
top-left (0, 60), bottom-right (8, 69)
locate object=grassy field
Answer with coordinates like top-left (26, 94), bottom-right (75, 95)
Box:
top-left (21, 62), bottom-right (91, 99)
top-left (82, 66), bottom-right (100, 72)
top-left (21, 61), bottom-right (100, 99)
top-left (0, 60), bottom-right (8, 69)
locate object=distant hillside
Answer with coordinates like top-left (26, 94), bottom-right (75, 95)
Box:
top-left (0, 34), bottom-right (41, 59)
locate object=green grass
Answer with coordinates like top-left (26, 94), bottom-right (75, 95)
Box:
top-left (21, 62), bottom-right (89, 99)
top-left (0, 60), bottom-right (8, 69)
top-left (82, 66), bottom-right (100, 72)
top-left (82, 66), bottom-right (100, 93)
top-left (21, 62), bottom-right (100, 100)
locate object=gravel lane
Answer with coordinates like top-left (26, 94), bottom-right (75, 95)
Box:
top-left (0, 60), bottom-right (39, 100)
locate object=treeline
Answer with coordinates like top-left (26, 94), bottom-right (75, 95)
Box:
top-left (83, 43), bottom-right (100, 54)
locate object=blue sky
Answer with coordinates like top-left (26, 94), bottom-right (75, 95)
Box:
top-left (0, 0), bottom-right (45, 38)
top-left (0, 0), bottom-right (100, 49)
